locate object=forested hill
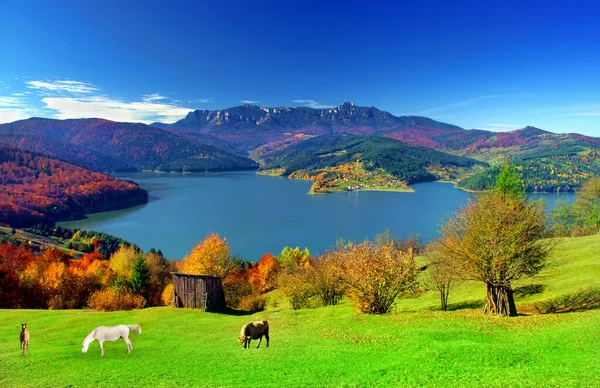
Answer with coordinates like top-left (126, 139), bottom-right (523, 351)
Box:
top-left (259, 134), bottom-right (487, 184)
top-left (458, 146), bottom-right (600, 192)
top-left (0, 118), bottom-right (258, 172)
top-left (0, 145), bottom-right (148, 228)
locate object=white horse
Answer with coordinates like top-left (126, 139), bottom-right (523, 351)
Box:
top-left (82, 324), bottom-right (142, 356)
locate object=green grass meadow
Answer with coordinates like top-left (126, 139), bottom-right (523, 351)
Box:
top-left (2, 235), bottom-right (600, 387)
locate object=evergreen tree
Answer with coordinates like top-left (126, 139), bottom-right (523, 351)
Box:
top-left (494, 161), bottom-right (525, 199)
top-left (131, 254), bottom-right (150, 297)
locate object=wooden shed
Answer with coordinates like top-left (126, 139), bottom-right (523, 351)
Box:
top-left (170, 272), bottom-right (226, 312)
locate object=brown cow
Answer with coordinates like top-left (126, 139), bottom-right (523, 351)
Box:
top-left (238, 321), bottom-right (269, 349)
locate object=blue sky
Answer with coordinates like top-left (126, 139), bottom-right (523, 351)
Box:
top-left (1, 0), bottom-right (599, 135)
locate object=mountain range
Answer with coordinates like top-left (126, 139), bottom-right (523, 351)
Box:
top-left (154, 102), bottom-right (600, 158)
top-left (1, 102), bottom-right (599, 193)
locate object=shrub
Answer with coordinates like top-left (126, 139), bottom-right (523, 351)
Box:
top-left (222, 269), bottom-right (253, 308)
top-left (327, 237), bottom-right (418, 314)
top-left (278, 272), bottom-right (315, 310)
top-left (571, 226), bottom-right (597, 237)
top-left (306, 260), bottom-right (344, 307)
top-left (237, 293), bottom-right (266, 312)
top-left (162, 283), bottom-right (174, 306)
top-left (88, 288), bottom-right (146, 311)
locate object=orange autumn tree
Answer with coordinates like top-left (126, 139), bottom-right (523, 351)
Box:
top-left (177, 233), bottom-right (238, 278)
top-left (248, 253), bottom-right (280, 293)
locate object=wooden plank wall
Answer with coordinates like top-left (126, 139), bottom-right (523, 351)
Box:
top-left (172, 274), bottom-right (226, 311)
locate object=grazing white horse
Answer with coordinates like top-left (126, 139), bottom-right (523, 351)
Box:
top-left (82, 324), bottom-right (142, 356)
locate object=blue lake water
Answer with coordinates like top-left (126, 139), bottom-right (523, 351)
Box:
top-left (58, 172), bottom-right (575, 260)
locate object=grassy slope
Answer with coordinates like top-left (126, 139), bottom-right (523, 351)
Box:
top-left (2, 235), bottom-right (600, 387)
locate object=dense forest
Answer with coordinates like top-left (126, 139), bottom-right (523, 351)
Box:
top-left (457, 148), bottom-right (600, 192)
top-left (260, 134), bottom-right (487, 184)
top-left (0, 118), bottom-right (259, 172)
top-left (0, 145), bottom-right (148, 227)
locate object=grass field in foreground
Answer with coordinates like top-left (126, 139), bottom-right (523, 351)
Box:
top-left (1, 235), bottom-right (600, 387)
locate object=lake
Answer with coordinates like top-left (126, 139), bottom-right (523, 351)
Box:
top-left (58, 172), bottom-right (575, 260)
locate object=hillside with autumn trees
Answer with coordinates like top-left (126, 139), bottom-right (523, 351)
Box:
top-left (0, 145), bottom-right (148, 228)
top-left (0, 117), bottom-right (258, 172)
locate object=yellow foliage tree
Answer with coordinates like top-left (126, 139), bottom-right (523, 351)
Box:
top-left (177, 233), bottom-right (237, 278)
top-left (109, 245), bottom-right (138, 279)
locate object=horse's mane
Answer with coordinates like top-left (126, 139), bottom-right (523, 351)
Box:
top-left (127, 324), bottom-right (142, 335)
top-left (84, 328), bottom-right (98, 342)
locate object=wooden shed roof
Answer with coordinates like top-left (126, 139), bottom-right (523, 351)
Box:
top-left (170, 272), bottom-right (221, 279)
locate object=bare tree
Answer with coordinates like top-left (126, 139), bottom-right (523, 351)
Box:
top-left (425, 249), bottom-right (459, 311)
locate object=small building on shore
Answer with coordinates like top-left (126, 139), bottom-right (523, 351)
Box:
top-left (170, 272), bottom-right (226, 312)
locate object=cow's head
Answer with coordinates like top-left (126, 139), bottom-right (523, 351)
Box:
top-left (238, 336), bottom-right (249, 348)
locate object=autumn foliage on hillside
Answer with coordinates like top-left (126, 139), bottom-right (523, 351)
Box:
top-left (0, 145), bottom-right (148, 227)
top-left (0, 242), bottom-right (169, 310)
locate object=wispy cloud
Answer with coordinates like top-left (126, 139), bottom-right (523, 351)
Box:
top-left (25, 80), bottom-right (99, 94)
top-left (141, 93), bottom-right (168, 102)
top-left (0, 78), bottom-right (195, 124)
top-left (293, 99), bottom-right (334, 109)
top-left (41, 96), bottom-right (193, 123)
top-left (482, 123), bottom-right (525, 131)
top-left (415, 94), bottom-right (534, 116)
top-left (0, 95), bottom-right (41, 123)
top-left (241, 100), bottom-right (260, 104)
top-left (195, 98), bottom-right (213, 103)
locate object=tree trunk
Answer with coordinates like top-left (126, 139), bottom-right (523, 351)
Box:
top-left (483, 282), bottom-right (517, 316)
top-left (440, 285), bottom-right (449, 311)
top-left (440, 289), bottom-right (447, 311)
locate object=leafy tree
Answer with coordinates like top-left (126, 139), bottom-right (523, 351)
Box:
top-left (130, 255), bottom-right (150, 297)
top-left (145, 251), bottom-right (170, 306)
top-left (277, 246), bottom-right (312, 273)
top-left (436, 192), bottom-right (551, 316)
top-left (109, 245), bottom-right (138, 279)
top-left (248, 253), bottom-right (280, 293)
top-left (549, 200), bottom-right (577, 236)
top-left (177, 233), bottom-right (237, 278)
top-left (573, 177), bottom-right (600, 232)
top-left (494, 161), bottom-right (525, 199)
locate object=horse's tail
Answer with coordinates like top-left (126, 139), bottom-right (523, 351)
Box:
top-left (128, 324), bottom-right (142, 335)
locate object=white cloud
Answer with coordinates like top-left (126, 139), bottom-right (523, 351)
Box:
top-left (417, 94), bottom-right (534, 115)
top-left (195, 98), bottom-right (213, 103)
top-left (0, 96), bottom-right (23, 107)
top-left (482, 123), bottom-right (525, 131)
top-left (293, 99), bottom-right (334, 109)
top-left (41, 96), bottom-right (193, 124)
top-left (1, 78), bottom-right (195, 124)
top-left (0, 109), bottom-right (33, 123)
top-left (0, 95), bottom-right (41, 123)
top-left (142, 93), bottom-right (168, 102)
top-left (241, 100), bottom-right (260, 104)
top-left (25, 79), bottom-right (99, 94)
